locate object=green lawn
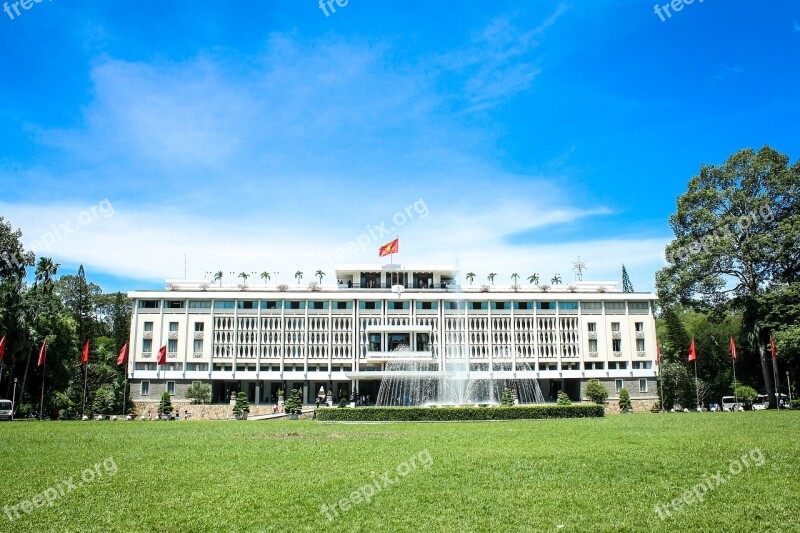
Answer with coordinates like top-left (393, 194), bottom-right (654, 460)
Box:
top-left (1, 412), bottom-right (798, 532)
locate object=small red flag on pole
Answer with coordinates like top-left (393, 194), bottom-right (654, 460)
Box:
top-left (117, 342), bottom-right (128, 365)
top-left (730, 336), bottom-right (737, 360)
top-left (156, 345), bottom-right (167, 365)
top-left (80, 340), bottom-right (90, 365)
top-left (688, 338), bottom-right (697, 362)
top-left (0, 335), bottom-right (6, 360)
top-left (770, 335), bottom-right (777, 360)
top-left (37, 339), bottom-right (47, 366)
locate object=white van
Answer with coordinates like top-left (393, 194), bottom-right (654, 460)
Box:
top-left (0, 399), bottom-right (12, 421)
top-left (721, 396), bottom-right (743, 412)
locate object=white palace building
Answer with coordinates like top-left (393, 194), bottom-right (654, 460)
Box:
top-left (126, 264), bottom-right (659, 406)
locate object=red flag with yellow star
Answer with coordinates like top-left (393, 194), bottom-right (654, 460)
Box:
top-left (379, 238), bottom-right (399, 257)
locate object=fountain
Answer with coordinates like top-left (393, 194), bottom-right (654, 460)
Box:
top-left (375, 359), bottom-right (545, 407)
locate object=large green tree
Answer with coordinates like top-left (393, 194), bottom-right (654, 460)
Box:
top-left (657, 146), bottom-right (800, 407)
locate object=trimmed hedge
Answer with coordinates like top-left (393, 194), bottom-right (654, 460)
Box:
top-left (316, 404), bottom-right (604, 422)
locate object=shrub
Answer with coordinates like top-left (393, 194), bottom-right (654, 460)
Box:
top-left (232, 392), bottom-right (250, 415)
top-left (285, 388), bottom-right (303, 415)
top-left (158, 391), bottom-right (173, 416)
top-left (316, 405), bottom-right (605, 422)
top-left (92, 388), bottom-right (115, 415)
top-left (185, 382), bottom-right (212, 404)
top-left (500, 387), bottom-right (514, 407)
top-left (557, 392), bottom-right (572, 406)
top-left (734, 384), bottom-right (758, 403)
top-left (791, 399), bottom-right (800, 410)
top-left (585, 379), bottom-right (608, 404)
top-left (618, 388), bottom-right (632, 411)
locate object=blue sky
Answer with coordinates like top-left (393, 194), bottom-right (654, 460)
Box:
top-left (1, 0), bottom-right (798, 293)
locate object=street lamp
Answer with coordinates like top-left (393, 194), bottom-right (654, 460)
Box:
top-left (11, 377), bottom-right (18, 419)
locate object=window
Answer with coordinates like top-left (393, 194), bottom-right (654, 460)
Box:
top-left (389, 301), bottom-right (409, 310)
top-left (261, 300), bottom-right (282, 310)
top-left (237, 301), bottom-right (256, 309)
top-left (416, 301), bottom-right (438, 310)
top-left (611, 322), bottom-right (621, 332)
top-left (134, 362), bottom-right (156, 370)
top-left (286, 301), bottom-right (305, 310)
top-left (588, 322), bottom-right (597, 332)
top-left (536, 301), bottom-right (555, 310)
top-left (194, 322), bottom-right (204, 332)
top-left (633, 361), bottom-right (652, 370)
top-left (514, 302), bottom-right (531, 310)
top-left (189, 300), bottom-right (211, 309)
top-left (636, 338), bottom-right (645, 351)
top-left (639, 379), bottom-right (648, 393)
top-left (559, 302), bottom-right (578, 310)
top-left (214, 300), bottom-right (235, 309)
top-left (142, 339), bottom-right (152, 353)
top-left (615, 379), bottom-right (623, 392)
top-left (588, 339), bottom-right (598, 352)
top-left (138, 300), bottom-right (158, 309)
top-left (144, 322), bottom-right (153, 332)
top-left (168, 339), bottom-right (178, 353)
top-left (470, 302), bottom-right (487, 310)
top-left (606, 302), bottom-right (626, 311)
top-left (635, 322), bottom-right (644, 332)
top-left (629, 302), bottom-right (650, 311)
top-left (169, 322), bottom-right (179, 332)
top-left (164, 300), bottom-right (185, 309)
top-left (334, 301), bottom-right (352, 310)
top-left (368, 333), bottom-right (382, 351)
top-left (360, 301), bottom-right (380, 310)
top-left (492, 302), bottom-right (508, 310)
top-left (193, 339), bottom-right (203, 353)
top-left (186, 363), bottom-right (208, 371)
top-left (166, 381), bottom-right (175, 395)
top-left (612, 339), bottom-right (622, 352)
top-left (309, 301), bottom-right (328, 310)
top-left (445, 301), bottom-right (465, 310)
top-left (141, 381), bottom-right (150, 395)
top-left (581, 302), bottom-right (602, 310)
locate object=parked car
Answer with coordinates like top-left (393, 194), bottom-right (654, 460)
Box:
top-left (0, 399), bottom-right (13, 421)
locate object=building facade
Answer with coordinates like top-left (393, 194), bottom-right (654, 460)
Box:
top-left (126, 264), bottom-right (658, 406)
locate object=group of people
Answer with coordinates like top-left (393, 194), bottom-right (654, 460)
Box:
top-left (145, 409), bottom-right (192, 421)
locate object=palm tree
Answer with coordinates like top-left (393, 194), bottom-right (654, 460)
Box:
top-left (315, 270), bottom-right (326, 285)
top-left (528, 273), bottom-right (539, 286)
top-left (238, 272), bottom-right (250, 287)
top-left (295, 271), bottom-right (304, 286)
top-left (466, 272), bottom-right (475, 285)
top-left (511, 273), bottom-right (520, 286)
top-left (34, 257), bottom-right (59, 294)
top-left (551, 273), bottom-right (562, 285)
top-left (487, 273), bottom-right (497, 285)
top-left (260, 271), bottom-right (271, 285)
top-left (212, 271), bottom-right (223, 287)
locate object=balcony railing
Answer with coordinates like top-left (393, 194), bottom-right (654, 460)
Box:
top-left (141, 351), bottom-right (152, 358)
top-left (587, 351), bottom-right (599, 358)
top-left (612, 351), bottom-right (623, 358)
top-left (167, 351), bottom-right (178, 359)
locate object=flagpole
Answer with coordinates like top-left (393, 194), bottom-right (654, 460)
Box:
top-left (732, 357), bottom-right (738, 409)
top-left (39, 354), bottom-right (46, 420)
top-left (658, 361), bottom-right (664, 413)
top-left (693, 359), bottom-right (700, 411)
top-left (82, 363), bottom-right (88, 417)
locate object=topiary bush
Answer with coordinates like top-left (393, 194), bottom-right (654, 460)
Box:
top-left (233, 392), bottom-right (250, 418)
top-left (585, 379), bottom-right (608, 405)
top-left (618, 388), bottom-right (632, 411)
top-left (316, 404), bottom-right (605, 422)
top-left (557, 392), bottom-right (572, 406)
top-left (284, 388), bottom-right (303, 415)
top-left (500, 387), bottom-right (514, 407)
top-left (158, 391), bottom-right (173, 416)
